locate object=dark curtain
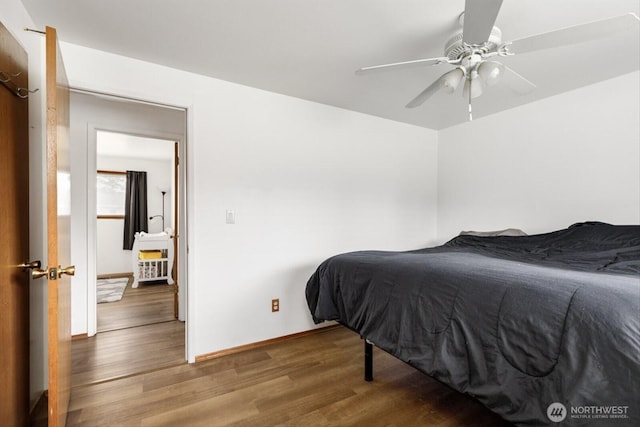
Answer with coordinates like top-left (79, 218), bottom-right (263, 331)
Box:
top-left (123, 170), bottom-right (148, 250)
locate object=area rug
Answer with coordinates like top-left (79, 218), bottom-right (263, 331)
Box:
top-left (97, 277), bottom-right (129, 303)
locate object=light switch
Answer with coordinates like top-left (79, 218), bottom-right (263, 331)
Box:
top-left (225, 210), bottom-right (235, 224)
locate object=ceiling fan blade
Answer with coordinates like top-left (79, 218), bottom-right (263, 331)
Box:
top-left (502, 66), bottom-right (536, 95)
top-left (462, 0), bottom-right (504, 45)
top-left (405, 75), bottom-right (448, 108)
top-left (355, 56), bottom-right (450, 75)
top-left (507, 12), bottom-right (640, 55)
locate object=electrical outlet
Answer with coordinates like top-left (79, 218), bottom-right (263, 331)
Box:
top-left (272, 298), bottom-right (280, 312)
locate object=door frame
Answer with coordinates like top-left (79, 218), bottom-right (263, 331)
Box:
top-left (76, 91), bottom-right (190, 360)
top-left (87, 122), bottom-right (187, 332)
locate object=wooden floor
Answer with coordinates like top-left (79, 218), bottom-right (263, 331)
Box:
top-left (97, 278), bottom-right (176, 332)
top-left (75, 275), bottom-right (185, 387)
top-left (67, 326), bottom-right (511, 427)
top-left (72, 321), bottom-right (185, 386)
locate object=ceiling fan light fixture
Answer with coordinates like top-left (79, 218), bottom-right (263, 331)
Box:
top-left (478, 61), bottom-right (504, 86)
top-left (463, 72), bottom-right (483, 99)
top-left (441, 68), bottom-right (465, 93)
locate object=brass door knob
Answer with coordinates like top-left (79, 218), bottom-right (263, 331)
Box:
top-left (58, 265), bottom-right (75, 278)
top-left (17, 260), bottom-right (41, 271)
top-left (17, 260), bottom-right (48, 279)
top-left (32, 268), bottom-right (49, 280)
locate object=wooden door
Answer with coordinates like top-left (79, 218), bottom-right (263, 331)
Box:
top-left (0, 22), bottom-right (31, 427)
top-left (46, 26), bottom-right (72, 427)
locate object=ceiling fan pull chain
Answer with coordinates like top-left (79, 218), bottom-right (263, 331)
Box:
top-left (468, 84), bottom-right (473, 121)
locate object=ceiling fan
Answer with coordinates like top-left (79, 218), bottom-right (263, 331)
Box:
top-left (356, 0), bottom-right (639, 120)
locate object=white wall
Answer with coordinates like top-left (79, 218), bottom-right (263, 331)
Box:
top-left (437, 71), bottom-right (640, 241)
top-left (69, 91), bottom-right (185, 335)
top-left (96, 155), bottom-right (173, 275)
top-left (1, 0), bottom-right (49, 407)
top-left (5, 0), bottom-right (636, 399)
top-left (60, 42), bottom-right (440, 361)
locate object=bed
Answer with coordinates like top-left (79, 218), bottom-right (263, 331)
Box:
top-left (305, 222), bottom-right (639, 426)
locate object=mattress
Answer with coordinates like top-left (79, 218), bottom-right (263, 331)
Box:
top-left (306, 222), bottom-right (640, 426)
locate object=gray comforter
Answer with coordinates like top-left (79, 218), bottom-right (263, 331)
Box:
top-left (306, 222), bottom-right (640, 426)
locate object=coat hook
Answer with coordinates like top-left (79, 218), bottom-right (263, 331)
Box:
top-left (16, 87), bottom-right (39, 99)
top-left (0, 70), bottom-right (37, 99)
top-left (0, 70), bottom-right (21, 83)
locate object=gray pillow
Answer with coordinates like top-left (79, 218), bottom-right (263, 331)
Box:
top-left (459, 228), bottom-right (527, 237)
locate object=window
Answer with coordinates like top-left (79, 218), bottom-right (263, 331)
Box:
top-left (97, 170), bottom-right (126, 218)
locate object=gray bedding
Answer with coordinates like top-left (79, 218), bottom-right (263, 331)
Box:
top-left (306, 222), bottom-right (640, 426)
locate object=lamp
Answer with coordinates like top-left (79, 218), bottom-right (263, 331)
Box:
top-left (477, 61), bottom-right (504, 87)
top-left (458, 60), bottom-right (505, 121)
top-left (441, 67), bottom-right (465, 93)
top-left (149, 189), bottom-right (167, 230)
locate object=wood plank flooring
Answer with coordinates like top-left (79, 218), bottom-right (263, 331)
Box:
top-left (72, 321), bottom-right (185, 386)
top-left (98, 278), bottom-right (175, 332)
top-left (74, 275), bottom-right (185, 387)
top-left (68, 326), bottom-right (511, 426)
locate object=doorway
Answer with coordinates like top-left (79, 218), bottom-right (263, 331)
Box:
top-left (95, 131), bottom-right (177, 332)
top-left (68, 90), bottom-right (188, 384)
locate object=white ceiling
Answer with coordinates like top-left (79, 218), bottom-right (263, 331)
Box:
top-left (97, 131), bottom-right (174, 161)
top-left (21, 0), bottom-right (640, 130)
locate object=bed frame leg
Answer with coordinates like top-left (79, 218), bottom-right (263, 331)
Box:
top-left (364, 340), bottom-right (373, 382)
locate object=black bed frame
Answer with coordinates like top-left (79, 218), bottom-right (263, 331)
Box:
top-left (364, 340), bottom-right (373, 381)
